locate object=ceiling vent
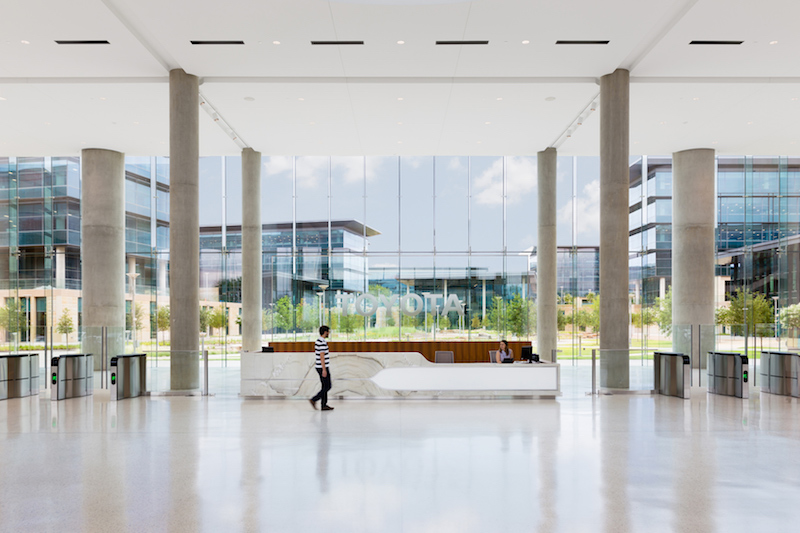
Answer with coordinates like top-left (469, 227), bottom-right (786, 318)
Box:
top-left (190, 40), bottom-right (245, 45)
top-left (689, 40), bottom-right (743, 45)
top-left (555, 40), bottom-right (609, 45)
top-left (55, 40), bottom-right (110, 45)
top-left (436, 40), bottom-right (489, 45)
top-left (311, 41), bottom-right (364, 45)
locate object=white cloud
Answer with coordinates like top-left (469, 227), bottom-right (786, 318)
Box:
top-left (558, 178), bottom-right (600, 236)
top-left (473, 156), bottom-right (537, 206)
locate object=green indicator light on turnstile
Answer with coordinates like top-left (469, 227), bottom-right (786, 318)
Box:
top-left (111, 373), bottom-right (116, 385)
top-left (743, 371), bottom-right (748, 383)
top-left (51, 373), bottom-right (57, 384)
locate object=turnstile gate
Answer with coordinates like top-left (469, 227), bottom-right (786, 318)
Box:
top-left (110, 353), bottom-right (146, 401)
top-left (653, 352), bottom-right (691, 399)
top-left (0, 353), bottom-right (39, 399)
top-left (50, 354), bottom-right (94, 401)
top-left (707, 352), bottom-right (749, 399)
top-left (760, 351), bottom-right (799, 397)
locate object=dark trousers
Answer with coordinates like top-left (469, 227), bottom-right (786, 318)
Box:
top-left (311, 368), bottom-right (332, 407)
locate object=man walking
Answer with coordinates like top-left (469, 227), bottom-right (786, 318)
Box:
top-left (309, 325), bottom-right (334, 411)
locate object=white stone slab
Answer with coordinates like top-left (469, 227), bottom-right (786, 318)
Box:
top-left (241, 351), bottom-right (560, 398)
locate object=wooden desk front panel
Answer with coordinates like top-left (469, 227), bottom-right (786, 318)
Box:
top-left (269, 340), bottom-right (531, 364)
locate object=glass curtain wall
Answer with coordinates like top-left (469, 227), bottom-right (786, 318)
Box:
top-left (251, 156), bottom-right (537, 343)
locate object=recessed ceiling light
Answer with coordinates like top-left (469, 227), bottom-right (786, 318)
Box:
top-left (273, 41), bottom-right (280, 45)
top-left (298, 97), bottom-right (304, 101)
top-left (712, 141), bottom-right (718, 144)
top-left (244, 96), bottom-right (255, 101)
top-left (21, 40), bottom-right (30, 45)
top-left (397, 40), bottom-right (405, 45)
top-left (522, 40), bottom-right (530, 45)
top-left (397, 141), bottom-right (403, 144)
top-left (397, 97), bottom-right (404, 101)
top-left (496, 97), bottom-right (503, 101)
top-left (0, 96), bottom-right (6, 101)
top-left (692, 97), bottom-right (700, 101)
top-left (476, 141), bottom-right (482, 144)
top-left (484, 121), bottom-right (491, 125)
top-left (44, 122), bottom-right (51, 125)
top-left (133, 121), bottom-right (139, 125)
top-left (99, 97), bottom-right (106, 101)
top-left (747, 121), bottom-right (754, 125)
top-left (309, 121), bottom-right (315, 125)
top-left (545, 96), bottom-right (556, 101)
top-left (770, 40), bottom-right (778, 45)
top-left (397, 122), bottom-right (403, 125)
top-left (577, 116), bottom-right (585, 125)
top-left (792, 97), bottom-right (799, 101)
top-left (659, 121), bottom-right (666, 125)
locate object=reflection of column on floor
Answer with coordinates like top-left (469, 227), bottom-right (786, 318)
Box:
top-left (602, 400), bottom-right (631, 533)
top-left (241, 402), bottom-right (262, 532)
top-left (316, 415), bottom-right (330, 493)
top-left (674, 403), bottom-right (714, 533)
top-left (536, 401), bottom-right (560, 533)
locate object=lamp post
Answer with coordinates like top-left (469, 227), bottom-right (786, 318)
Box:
top-left (126, 271), bottom-right (140, 352)
top-left (319, 284), bottom-right (328, 327)
top-left (268, 302), bottom-right (275, 343)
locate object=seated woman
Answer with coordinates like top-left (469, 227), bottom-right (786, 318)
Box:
top-left (495, 340), bottom-right (514, 363)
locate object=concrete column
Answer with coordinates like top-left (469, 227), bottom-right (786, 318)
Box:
top-left (81, 149), bottom-right (125, 369)
top-left (672, 149), bottom-right (716, 369)
top-left (55, 246), bottom-right (66, 289)
top-left (242, 148), bottom-right (262, 352)
top-left (537, 147), bottom-right (558, 362)
top-left (169, 68), bottom-right (200, 390)
top-left (599, 69), bottom-right (630, 389)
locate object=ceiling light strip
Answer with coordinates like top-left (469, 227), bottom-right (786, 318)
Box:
top-left (689, 40), bottom-right (743, 45)
top-left (435, 40), bottom-right (489, 45)
top-left (199, 91), bottom-right (249, 150)
top-left (191, 40), bottom-right (245, 45)
top-left (54, 40), bottom-right (110, 45)
top-left (310, 41), bottom-right (364, 45)
top-left (555, 40), bottom-right (609, 45)
top-left (550, 92), bottom-right (599, 150)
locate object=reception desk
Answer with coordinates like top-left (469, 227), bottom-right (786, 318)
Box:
top-left (241, 351), bottom-right (560, 399)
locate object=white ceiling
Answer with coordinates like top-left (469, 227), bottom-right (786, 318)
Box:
top-left (1, 0), bottom-right (799, 156)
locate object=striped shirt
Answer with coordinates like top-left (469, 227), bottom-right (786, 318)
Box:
top-left (314, 336), bottom-right (330, 369)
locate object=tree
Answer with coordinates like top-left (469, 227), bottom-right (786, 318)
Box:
top-left (780, 303), bottom-right (800, 331)
top-left (368, 284), bottom-right (391, 298)
top-left (584, 292), bottom-right (597, 304)
top-left (56, 309), bottom-right (74, 345)
top-left (655, 287), bottom-right (673, 335)
top-left (199, 307), bottom-right (211, 334)
top-left (156, 306), bottom-right (170, 343)
top-left (209, 305), bottom-right (229, 345)
top-left (439, 315), bottom-right (451, 330)
top-left (0, 299), bottom-right (29, 339)
top-left (209, 305), bottom-right (228, 334)
top-left (274, 296), bottom-right (294, 332)
top-left (126, 303), bottom-right (146, 342)
top-left (340, 313), bottom-right (360, 337)
top-left (487, 296), bottom-right (506, 333)
top-left (471, 316), bottom-right (481, 329)
top-left (507, 293), bottom-right (536, 338)
top-left (717, 289), bottom-right (774, 336)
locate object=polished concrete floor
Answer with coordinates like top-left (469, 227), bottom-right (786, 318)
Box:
top-left (2, 379), bottom-right (800, 532)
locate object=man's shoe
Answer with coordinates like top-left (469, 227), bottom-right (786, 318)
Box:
top-left (309, 399), bottom-right (318, 410)
top-left (321, 406), bottom-right (334, 411)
